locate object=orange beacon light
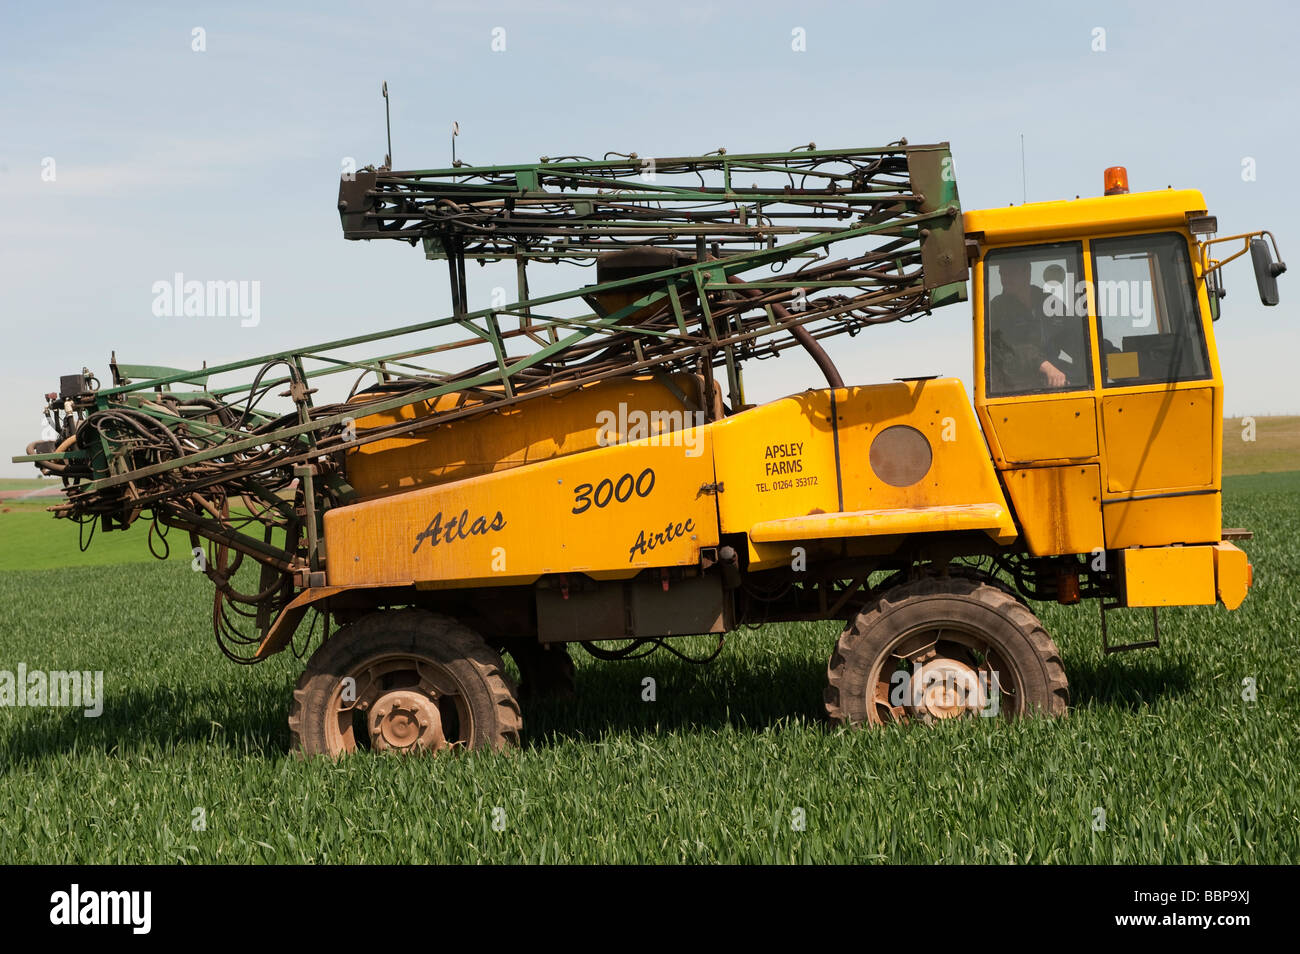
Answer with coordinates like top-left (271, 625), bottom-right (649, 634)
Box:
top-left (1104, 166), bottom-right (1130, 195)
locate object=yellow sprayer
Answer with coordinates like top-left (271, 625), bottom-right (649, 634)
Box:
top-left (19, 144), bottom-right (1283, 755)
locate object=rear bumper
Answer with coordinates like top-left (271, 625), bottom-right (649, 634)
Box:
top-left (1119, 539), bottom-right (1252, 609)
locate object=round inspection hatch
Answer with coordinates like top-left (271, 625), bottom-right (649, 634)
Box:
top-left (868, 425), bottom-right (932, 488)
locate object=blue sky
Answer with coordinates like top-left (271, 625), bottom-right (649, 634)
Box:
top-left (2, 0), bottom-right (1297, 474)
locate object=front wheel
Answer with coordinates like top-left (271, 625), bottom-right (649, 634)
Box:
top-left (290, 609), bottom-right (522, 757)
top-left (825, 577), bottom-right (1068, 726)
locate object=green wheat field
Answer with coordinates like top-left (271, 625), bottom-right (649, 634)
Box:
top-left (0, 433), bottom-right (1296, 863)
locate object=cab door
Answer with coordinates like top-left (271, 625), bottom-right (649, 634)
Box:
top-left (975, 241), bottom-right (1105, 557)
top-left (1089, 231), bottom-right (1222, 548)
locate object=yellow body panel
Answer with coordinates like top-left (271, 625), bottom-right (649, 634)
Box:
top-left (1118, 541), bottom-right (1250, 609)
top-left (326, 435), bottom-right (719, 588)
top-left (711, 378), bottom-right (1016, 567)
top-left (833, 380), bottom-right (1013, 523)
top-left (1099, 387), bottom-right (1214, 493)
top-left (346, 373), bottom-right (711, 501)
top-left (750, 503), bottom-right (1010, 544)
top-left (1212, 541), bottom-right (1252, 610)
top-left (1120, 545), bottom-right (1217, 607)
top-left (710, 390), bottom-right (842, 537)
top-left (1103, 491), bottom-right (1221, 549)
top-left (1002, 465), bottom-right (1104, 556)
top-left (329, 377), bottom-right (1016, 585)
top-left (982, 395), bottom-right (1099, 465)
top-left (963, 190), bottom-right (1207, 245)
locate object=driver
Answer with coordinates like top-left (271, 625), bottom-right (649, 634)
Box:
top-left (988, 257), bottom-right (1070, 391)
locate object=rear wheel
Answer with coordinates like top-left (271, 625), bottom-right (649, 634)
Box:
top-left (290, 609), bottom-right (522, 757)
top-left (826, 576), bottom-right (1068, 726)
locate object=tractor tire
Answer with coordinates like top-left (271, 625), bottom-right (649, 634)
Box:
top-left (826, 576), bottom-right (1068, 726)
top-left (290, 609), bottom-right (522, 757)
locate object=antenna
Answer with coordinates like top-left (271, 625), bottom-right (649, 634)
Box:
top-left (452, 121), bottom-right (459, 167)
top-left (382, 81), bottom-right (393, 169)
top-left (1020, 133), bottom-right (1027, 204)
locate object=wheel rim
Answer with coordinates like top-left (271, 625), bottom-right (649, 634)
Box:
top-left (324, 652), bottom-right (474, 754)
top-left (866, 625), bottom-right (1022, 725)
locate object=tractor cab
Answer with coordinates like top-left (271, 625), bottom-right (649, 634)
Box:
top-left (965, 169), bottom-right (1285, 557)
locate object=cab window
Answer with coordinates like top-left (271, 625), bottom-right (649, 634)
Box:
top-left (984, 242), bottom-right (1090, 397)
top-left (1091, 232), bottom-right (1210, 386)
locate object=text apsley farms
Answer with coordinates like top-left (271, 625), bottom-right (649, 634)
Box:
top-left (764, 441), bottom-right (804, 475)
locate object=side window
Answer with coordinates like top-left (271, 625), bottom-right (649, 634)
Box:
top-left (984, 242), bottom-right (1090, 397)
top-left (1092, 232), bottom-right (1210, 386)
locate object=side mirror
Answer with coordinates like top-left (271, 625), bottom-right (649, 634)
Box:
top-left (1250, 237), bottom-right (1286, 306)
